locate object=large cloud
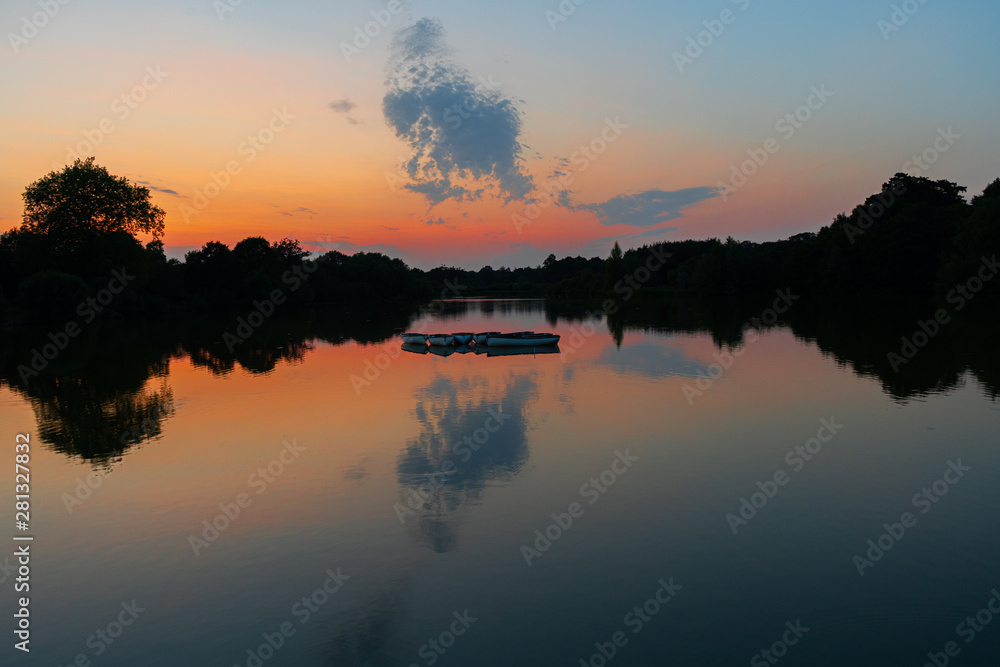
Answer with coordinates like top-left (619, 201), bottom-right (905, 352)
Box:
top-left (382, 18), bottom-right (532, 206)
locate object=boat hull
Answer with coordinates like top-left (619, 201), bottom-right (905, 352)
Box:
top-left (473, 332), bottom-right (500, 344)
top-left (401, 333), bottom-right (427, 345)
top-left (427, 334), bottom-right (454, 346)
top-left (451, 333), bottom-right (473, 345)
top-left (486, 344), bottom-right (560, 356)
top-left (487, 334), bottom-right (560, 347)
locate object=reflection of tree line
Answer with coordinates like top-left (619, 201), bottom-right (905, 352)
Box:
top-left (0, 325), bottom-right (176, 466)
top-left (1, 296), bottom-right (996, 466)
top-left (0, 304), bottom-right (414, 466)
top-left (603, 295), bottom-right (1000, 401)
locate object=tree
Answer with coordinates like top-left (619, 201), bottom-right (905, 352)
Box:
top-left (232, 236), bottom-right (276, 268)
top-left (20, 157), bottom-right (165, 244)
top-left (606, 241), bottom-right (625, 287)
top-left (271, 237), bottom-right (308, 266)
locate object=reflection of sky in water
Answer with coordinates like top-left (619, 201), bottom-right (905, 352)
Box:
top-left (594, 339), bottom-right (708, 379)
top-left (0, 300), bottom-right (998, 665)
top-left (397, 371), bottom-right (536, 552)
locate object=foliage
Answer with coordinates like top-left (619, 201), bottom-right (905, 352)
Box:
top-left (21, 157), bottom-right (165, 244)
top-left (1, 170), bottom-right (999, 325)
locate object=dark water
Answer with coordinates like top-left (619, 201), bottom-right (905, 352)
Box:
top-left (0, 297), bottom-right (998, 666)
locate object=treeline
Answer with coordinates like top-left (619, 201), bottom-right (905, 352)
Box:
top-left (368, 172), bottom-right (1000, 302)
top-left (0, 231), bottom-right (434, 324)
top-left (0, 168), bottom-right (998, 326)
top-left (610, 173), bottom-right (999, 300)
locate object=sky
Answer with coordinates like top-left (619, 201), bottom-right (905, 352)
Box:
top-left (1, 0), bottom-right (997, 269)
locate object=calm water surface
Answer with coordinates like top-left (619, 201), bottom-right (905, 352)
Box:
top-left (1, 298), bottom-right (998, 666)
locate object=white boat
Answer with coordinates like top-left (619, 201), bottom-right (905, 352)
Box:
top-left (487, 333), bottom-right (560, 347)
top-left (451, 332), bottom-right (473, 345)
top-left (427, 334), bottom-right (454, 346)
top-left (473, 332), bottom-right (500, 344)
top-left (401, 332), bottom-right (427, 345)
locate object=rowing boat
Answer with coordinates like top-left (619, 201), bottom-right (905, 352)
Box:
top-left (486, 333), bottom-right (560, 347)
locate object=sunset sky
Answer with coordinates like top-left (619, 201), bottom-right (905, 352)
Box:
top-left (1, 0), bottom-right (997, 269)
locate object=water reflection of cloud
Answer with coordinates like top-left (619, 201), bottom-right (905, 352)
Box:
top-left (595, 340), bottom-right (708, 379)
top-left (395, 370), bottom-right (537, 552)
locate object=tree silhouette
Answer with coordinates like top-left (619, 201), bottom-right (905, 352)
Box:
top-left (606, 240), bottom-right (625, 287)
top-left (21, 157), bottom-right (165, 245)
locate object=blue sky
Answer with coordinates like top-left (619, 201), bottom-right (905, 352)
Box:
top-left (1, 0), bottom-right (997, 267)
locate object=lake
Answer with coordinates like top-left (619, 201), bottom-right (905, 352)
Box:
top-left (1, 296), bottom-right (998, 666)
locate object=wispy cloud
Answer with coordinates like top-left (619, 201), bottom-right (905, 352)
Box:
top-left (328, 99), bottom-right (356, 113)
top-left (329, 98), bottom-right (362, 125)
top-left (382, 17), bottom-right (532, 206)
top-left (138, 181), bottom-right (181, 198)
top-left (280, 206), bottom-right (316, 217)
top-left (567, 187), bottom-right (718, 227)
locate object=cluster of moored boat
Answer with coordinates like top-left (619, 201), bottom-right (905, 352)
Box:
top-left (401, 331), bottom-right (560, 347)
